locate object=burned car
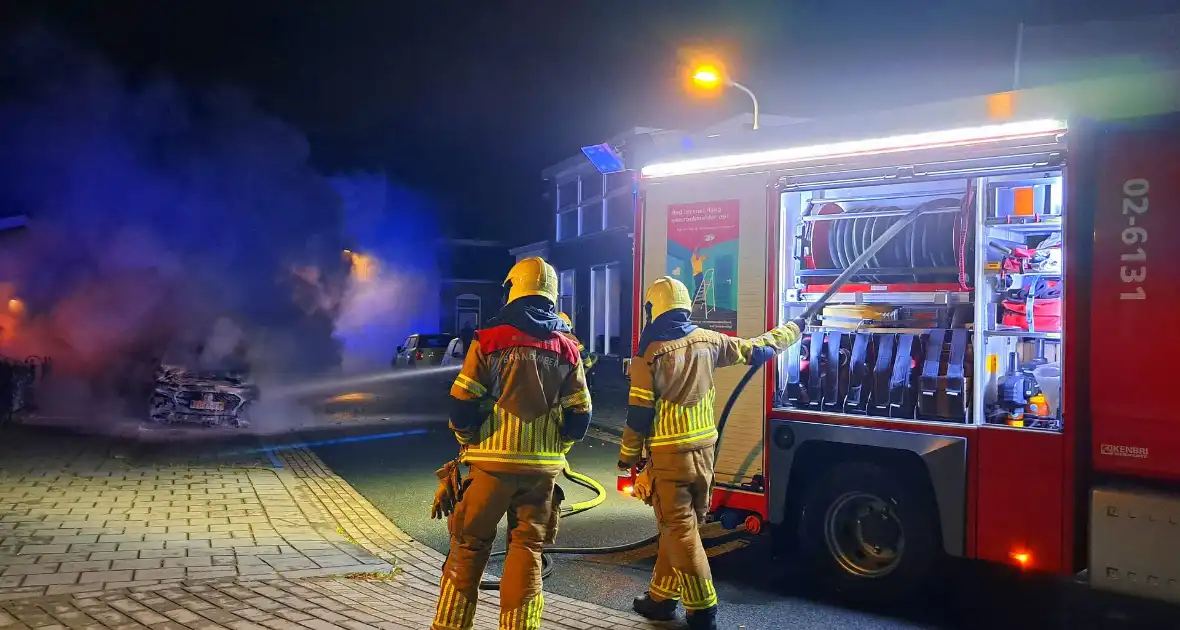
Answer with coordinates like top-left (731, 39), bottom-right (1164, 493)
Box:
top-left (148, 366), bottom-right (259, 428)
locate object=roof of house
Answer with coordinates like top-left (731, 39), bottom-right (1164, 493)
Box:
top-left (540, 114), bottom-right (808, 181)
top-left (541, 127), bottom-right (662, 180)
top-left (508, 240), bottom-right (549, 256)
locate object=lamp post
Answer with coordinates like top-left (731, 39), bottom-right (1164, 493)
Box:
top-left (690, 64), bottom-right (760, 130)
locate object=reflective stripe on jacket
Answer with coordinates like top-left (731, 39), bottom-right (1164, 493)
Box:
top-left (449, 324), bottom-right (592, 474)
top-left (619, 322), bottom-right (802, 464)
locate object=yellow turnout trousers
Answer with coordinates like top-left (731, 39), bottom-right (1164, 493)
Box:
top-left (647, 446), bottom-right (718, 612)
top-left (433, 465), bottom-right (558, 630)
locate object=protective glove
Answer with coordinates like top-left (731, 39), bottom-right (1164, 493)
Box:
top-left (430, 459), bottom-right (463, 520)
top-left (633, 467), bottom-right (654, 506)
top-left (749, 345), bottom-right (776, 368)
top-left (617, 460), bottom-right (631, 471)
top-left (791, 316), bottom-right (810, 332)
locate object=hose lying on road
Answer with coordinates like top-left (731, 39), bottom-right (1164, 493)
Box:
top-left (460, 202), bottom-right (943, 591)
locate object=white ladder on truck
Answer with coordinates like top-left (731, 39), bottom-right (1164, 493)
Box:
top-left (693, 268), bottom-right (715, 318)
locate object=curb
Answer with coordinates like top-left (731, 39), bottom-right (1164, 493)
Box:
top-left (274, 447), bottom-right (667, 628)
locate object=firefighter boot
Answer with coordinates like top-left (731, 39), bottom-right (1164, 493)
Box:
top-left (632, 593), bottom-right (678, 621)
top-left (686, 605), bottom-right (719, 630)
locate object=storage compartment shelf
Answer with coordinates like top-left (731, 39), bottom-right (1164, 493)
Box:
top-left (805, 326), bottom-right (950, 336)
top-left (798, 267), bottom-right (959, 277)
top-left (802, 205), bottom-right (963, 222)
top-left (986, 330), bottom-right (1061, 340)
top-left (983, 218), bottom-right (1061, 234)
top-left (788, 290), bottom-right (971, 306)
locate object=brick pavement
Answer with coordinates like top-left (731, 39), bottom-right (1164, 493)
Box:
top-left (0, 429), bottom-right (669, 629)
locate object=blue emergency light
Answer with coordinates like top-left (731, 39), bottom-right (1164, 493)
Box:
top-left (581, 142), bottom-right (626, 175)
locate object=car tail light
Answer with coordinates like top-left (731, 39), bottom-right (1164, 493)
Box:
top-left (416, 350), bottom-right (424, 361)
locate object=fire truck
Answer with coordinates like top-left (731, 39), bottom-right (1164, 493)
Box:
top-left (626, 70), bottom-right (1180, 605)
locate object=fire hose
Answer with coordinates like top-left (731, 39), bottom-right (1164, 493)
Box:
top-left (462, 202), bottom-right (942, 590)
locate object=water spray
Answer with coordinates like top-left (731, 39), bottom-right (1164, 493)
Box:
top-left (266, 365), bottom-right (461, 399)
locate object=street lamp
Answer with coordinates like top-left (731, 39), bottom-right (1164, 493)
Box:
top-left (689, 63), bottom-right (761, 130)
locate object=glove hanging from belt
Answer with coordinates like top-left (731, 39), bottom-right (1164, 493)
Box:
top-left (431, 458), bottom-right (464, 520)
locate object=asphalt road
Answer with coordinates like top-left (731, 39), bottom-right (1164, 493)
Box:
top-left (306, 417), bottom-right (1109, 630)
top-left (290, 373), bottom-right (1173, 630)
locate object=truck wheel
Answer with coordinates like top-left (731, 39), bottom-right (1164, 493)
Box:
top-left (798, 461), bottom-right (940, 604)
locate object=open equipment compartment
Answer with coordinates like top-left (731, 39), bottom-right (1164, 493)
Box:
top-left (773, 166), bottom-right (1066, 433)
top-left (975, 171), bottom-right (1064, 432)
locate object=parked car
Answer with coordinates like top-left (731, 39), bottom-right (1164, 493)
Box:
top-left (440, 337), bottom-right (466, 367)
top-left (392, 334), bottom-right (455, 368)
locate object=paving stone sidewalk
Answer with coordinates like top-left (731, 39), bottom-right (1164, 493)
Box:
top-left (0, 429), bottom-right (668, 629)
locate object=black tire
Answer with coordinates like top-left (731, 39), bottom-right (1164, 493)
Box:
top-left (798, 461), bottom-right (941, 604)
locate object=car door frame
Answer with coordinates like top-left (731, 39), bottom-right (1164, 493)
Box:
top-left (398, 335), bottom-right (419, 367)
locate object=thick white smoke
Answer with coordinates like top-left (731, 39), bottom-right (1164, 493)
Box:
top-left (0, 30), bottom-right (438, 428)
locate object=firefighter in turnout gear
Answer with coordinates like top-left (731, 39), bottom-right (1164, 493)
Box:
top-left (557, 312), bottom-right (598, 388)
top-left (433, 257), bottom-right (593, 630)
top-left (619, 276), bottom-right (806, 630)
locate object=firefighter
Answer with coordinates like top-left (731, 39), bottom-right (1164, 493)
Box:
top-left (433, 257), bottom-right (592, 630)
top-left (557, 312), bottom-right (597, 371)
top-left (618, 276), bottom-right (806, 630)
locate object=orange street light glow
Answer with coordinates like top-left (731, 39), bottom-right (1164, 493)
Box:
top-left (692, 67), bottom-right (721, 87)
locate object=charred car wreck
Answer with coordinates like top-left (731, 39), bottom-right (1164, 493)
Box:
top-left (149, 366), bottom-right (259, 428)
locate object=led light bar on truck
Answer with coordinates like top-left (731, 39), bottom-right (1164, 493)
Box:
top-left (640, 118), bottom-right (1068, 179)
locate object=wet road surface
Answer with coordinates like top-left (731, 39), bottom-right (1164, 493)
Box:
top-left (306, 416), bottom-right (1110, 630)
top-left (284, 374), bottom-right (1172, 630)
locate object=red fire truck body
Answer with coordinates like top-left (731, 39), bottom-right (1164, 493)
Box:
top-left (628, 71), bottom-right (1180, 603)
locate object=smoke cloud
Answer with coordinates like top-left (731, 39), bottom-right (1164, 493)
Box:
top-left (0, 30), bottom-right (436, 421)
top-left (330, 173), bottom-right (441, 373)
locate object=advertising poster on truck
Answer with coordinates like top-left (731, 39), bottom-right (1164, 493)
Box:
top-left (666, 199), bottom-right (740, 335)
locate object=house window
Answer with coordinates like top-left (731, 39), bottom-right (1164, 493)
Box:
top-left (456, 294), bottom-right (481, 333)
top-left (590, 263), bottom-right (622, 356)
top-left (606, 171), bottom-right (633, 194)
top-left (558, 270), bottom-right (575, 326)
top-left (581, 204), bottom-right (604, 235)
top-left (557, 210), bottom-right (578, 241)
top-left (557, 179), bottom-right (579, 210)
top-left (606, 193), bottom-right (632, 230)
top-left (580, 173), bottom-right (603, 200)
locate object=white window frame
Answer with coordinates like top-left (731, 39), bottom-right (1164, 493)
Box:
top-left (589, 262), bottom-right (622, 356)
top-left (455, 294), bottom-right (481, 332)
top-left (558, 269), bottom-right (576, 329)
top-left (556, 171), bottom-right (633, 242)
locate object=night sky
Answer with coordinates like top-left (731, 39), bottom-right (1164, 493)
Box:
top-left (1, 0), bottom-right (1175, 243)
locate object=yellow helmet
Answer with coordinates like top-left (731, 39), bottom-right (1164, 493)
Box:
top-left (644, 276), bottom-right (692, 321)
top-left (558, 312), bottom-right (572, 327)
top-left (504, 257), bottom-right (559, 304)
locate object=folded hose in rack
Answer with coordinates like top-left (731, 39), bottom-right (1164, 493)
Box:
top-left (457, 202), bottom-right (943, 591)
